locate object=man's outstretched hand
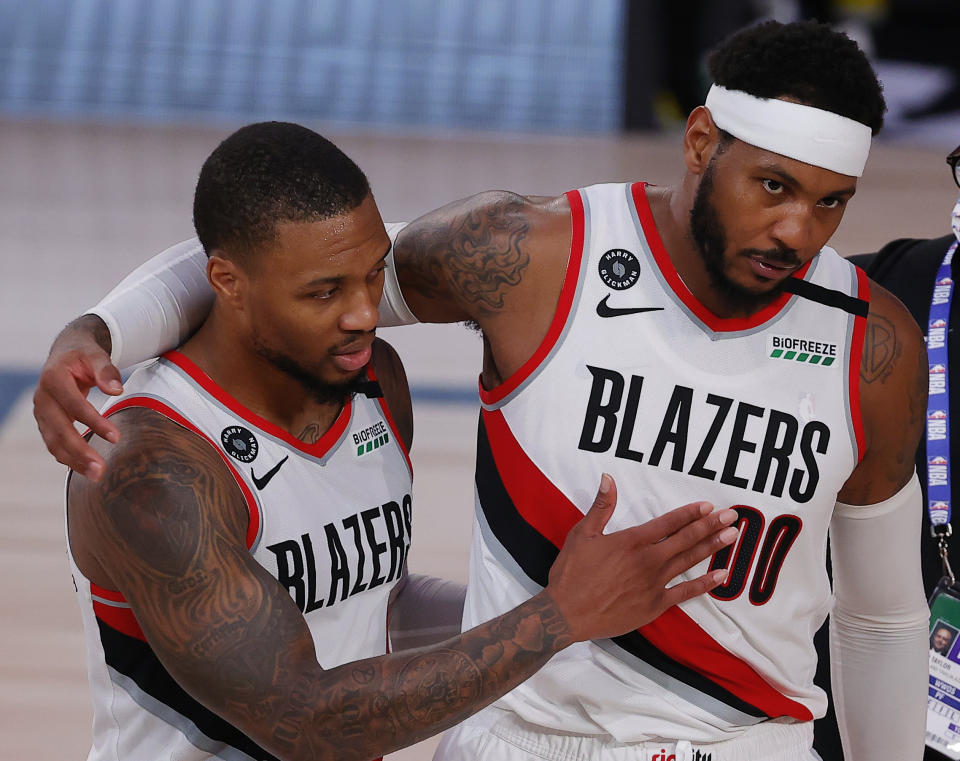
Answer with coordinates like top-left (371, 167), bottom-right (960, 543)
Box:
top-left (545, 474), bottom-right (737, 642)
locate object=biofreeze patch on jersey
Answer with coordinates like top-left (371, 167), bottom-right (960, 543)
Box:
top-left (767, 334), bottom-right (839, 366)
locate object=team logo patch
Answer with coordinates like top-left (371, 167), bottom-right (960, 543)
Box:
top-left (598, 249), bottom-right (641, 290)
top-left (931, 318), bottom-right (948, 329)
top-left (938, 277), bottom-right (954, 286)
top-left (930, 410), bottom-right (949, 420)
top-left (930, 455), bottom-right (949, 466)
top-left (221, 425), bottom-right (259, 463)
top-left (931, 363), bottom-right (947, 374)
top-left (766, 334), bottom-right (838, 366)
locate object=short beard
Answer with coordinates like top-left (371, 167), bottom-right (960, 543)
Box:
top-left (252, 336), bottom-right (369, 406)
top-left (689, 161), bottom-right (798, 313)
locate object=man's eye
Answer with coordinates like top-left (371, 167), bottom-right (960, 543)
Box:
top-left (820, 197), bottom-right (841, 209)
top-left (762, 179), bottom-right (784, 194)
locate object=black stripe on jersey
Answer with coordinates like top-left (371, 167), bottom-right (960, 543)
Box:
top-left (475, 416), bottom-right (769, 720)
top-left (782, 277), bottom-right (869, 317)
top-left (98, 619), bottom-right (277, 761)
top-left (475, 415), bottom-right (559, 588)
top-left (609, 630), bottom-right (766, 718)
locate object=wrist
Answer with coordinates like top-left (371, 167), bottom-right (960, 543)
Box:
top-left (62, 314), bottom-right (112, 355)
top-left (533, 589), bottom-right (579, 649)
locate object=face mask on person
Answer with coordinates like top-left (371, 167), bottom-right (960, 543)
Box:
top-left (952, 191), bottom-right (960, 244)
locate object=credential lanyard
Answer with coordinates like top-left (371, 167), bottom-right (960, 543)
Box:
top-left (928, 239), bottom-right (960, 583)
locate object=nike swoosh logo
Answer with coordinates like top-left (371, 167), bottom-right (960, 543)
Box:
top-left (596, 295), bottom-right (664, 318)
top-left (251, 455), bottom-right (289, 491)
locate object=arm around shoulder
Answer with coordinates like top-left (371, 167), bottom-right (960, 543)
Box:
top-left (393, 190), bottom-right (572, 327)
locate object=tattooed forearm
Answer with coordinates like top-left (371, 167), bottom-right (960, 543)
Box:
top-left (271, 591), bottom-right (572, 760)
top-left (860, 313), bottom-right (901, 384)
top-left (71, 408), bottom-right (575, 761)
top-left (397, 192), bottom-right (532, 315)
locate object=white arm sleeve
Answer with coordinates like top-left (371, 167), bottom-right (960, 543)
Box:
top-left (829, 473), bottom-right (929, 761)
top-left (86, 238), bottom-right (212, 370)
top-left (379, 222), bottom-right (419, 327)
top-left (389, 573), bottom-right (466, 651)
top-left (86, 224), bottom-right (417, 370)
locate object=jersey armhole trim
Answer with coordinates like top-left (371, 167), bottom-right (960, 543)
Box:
top-left (478, 189), bottom-right (586, 406)
top-left (848, 266), bottom-right (870, 462)
top-left (103, 396), bottom-right (263, 550)
top-left (365, 365), bottom-right (413, 479)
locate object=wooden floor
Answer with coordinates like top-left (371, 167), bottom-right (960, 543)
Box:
top-left (0, 117), bottom-right (951, 759)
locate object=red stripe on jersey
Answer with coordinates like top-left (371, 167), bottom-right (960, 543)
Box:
top-left (366, 365), bottom-right (413, 479)
top-left (639, 608), bottom-right (813, 720)
top-left (479, 189), bottom-right (586, 406)
top-left (482, 406), bottom-right (813, 720)
top-left (90, 582), bottom-right (126, 603)
top-left (848, 267), bottom-right (870, 462)
top-left (481, 408), bottom-right (584, 548)
top-left (163, 350), bottom-right (352, 460)
top-left (103, 395), bottom-right (262, 549)
top-left (92, 598), bottom-right (146, 642)
top-left (630, 182), bottom-right (813, 333)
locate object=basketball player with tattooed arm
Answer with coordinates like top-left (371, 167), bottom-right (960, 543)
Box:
top-left (36, 21), bottom-right (929, 761)
top-left (50, 124), bottom-right (741, 761)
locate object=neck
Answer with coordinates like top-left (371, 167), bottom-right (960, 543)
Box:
top-left (647, 184), bottom-right (765, 319)
top-left (180, 307), bottom-right (344, 442)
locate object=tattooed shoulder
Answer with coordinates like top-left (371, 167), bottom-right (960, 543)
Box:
top-left (396, 191), bottom-right (535, 317)
top-left (77, 407), bottom-right (249, 566)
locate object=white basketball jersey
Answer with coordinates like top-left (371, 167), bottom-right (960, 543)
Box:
top-left (67, 350), bottom-right (413, 761)
top-left (462, 182), bottom-right (869, 743)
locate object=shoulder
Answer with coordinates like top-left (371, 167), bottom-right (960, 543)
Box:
top-left (861, 279), bottom-right (925, 385)
top-left (839, 283), bottom-right (926, 503)
top-left (68, 406), bottom-right (250, 570)
top-left (371, 338), bottom-right (413, 452)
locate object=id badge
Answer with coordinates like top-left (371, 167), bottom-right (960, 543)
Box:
top-left (927, 578), bottom-right (960, 757)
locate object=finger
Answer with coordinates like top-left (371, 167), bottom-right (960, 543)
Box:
top-left (661, 523), bottom-right (740, 582)
top-left (575, 473), bottom-right (618, 536)
top-left (91, 355), bottom-right (124, 396)
top-left (654, 507), bottom-right (738, 559)
top-left (627, 500), bottom-right (715, 545)
top-left (34, 399), bottom-right (108, 480)
top-left (661, 568), bottom-right (731, 608)
top-left (48, 373), bottom-right (121, 444)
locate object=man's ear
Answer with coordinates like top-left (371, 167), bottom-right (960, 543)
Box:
top-left (207, 254), bottom-right (247, 307)
top-left (682, 106), bottom-right (722, 176)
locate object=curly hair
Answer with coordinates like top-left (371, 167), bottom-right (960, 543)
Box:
top-left (193, 121), bottom-right (370, 263)
top-left (707, 20), bottom-right (885, 135)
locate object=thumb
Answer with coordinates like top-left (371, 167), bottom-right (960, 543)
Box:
top-left (91, 353), bottom-right (123, 395)
top-left (578, 473), bottom-right (617, 536)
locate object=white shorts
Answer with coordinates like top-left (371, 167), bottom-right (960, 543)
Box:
top-left (434, 706), bottom-right (822, 761)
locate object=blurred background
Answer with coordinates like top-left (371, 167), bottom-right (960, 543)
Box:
top-left (1, 0), bottom-right (957, 758)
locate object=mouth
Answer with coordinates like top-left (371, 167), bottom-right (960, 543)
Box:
top-left (329, 340), bottom-right (374, 373)
top-left (748, 254), bottom-right (799, 282)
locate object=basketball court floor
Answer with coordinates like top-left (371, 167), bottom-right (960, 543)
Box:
top-left (0, 117), bottom-right (950, 759)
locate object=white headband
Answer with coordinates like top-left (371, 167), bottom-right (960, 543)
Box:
top-left (704, 84), bottom-right (872, 177)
